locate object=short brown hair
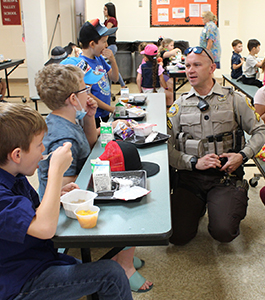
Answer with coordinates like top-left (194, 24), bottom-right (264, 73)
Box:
top-left (35, 64), bottom-right (84, 111)
top-left (232, 39), bottom-right (242, 47)
top-left (0, 103), bottom-right (47, 165)
top-left (247, 39), bottom-right (260, 52)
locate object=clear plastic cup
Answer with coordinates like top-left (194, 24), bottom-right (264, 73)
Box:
top-left (74, 204), bottom-right (100, 229)
top-left (60, 189), bottom-right (97, 219)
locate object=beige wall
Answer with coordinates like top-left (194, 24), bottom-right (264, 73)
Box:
top-left (0, 0), bottom-right (264, 79)
top-left (86, 0), bottom-right (265, 78)
top-left (0, 0), bottom-right (74, 79)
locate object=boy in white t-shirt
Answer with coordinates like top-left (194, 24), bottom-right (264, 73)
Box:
top-left (242, 39), bottom-right (263, 88)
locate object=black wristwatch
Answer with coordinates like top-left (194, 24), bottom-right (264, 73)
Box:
top-left (239, 151), bottom-right (248, 164)
top-left (190, 156), bottom-right (198, 171)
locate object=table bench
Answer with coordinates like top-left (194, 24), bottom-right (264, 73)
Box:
top-left (222, 74), bottom-right (259, 105)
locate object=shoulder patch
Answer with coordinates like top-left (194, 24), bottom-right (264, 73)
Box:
top-left (167, 103), bottom-right (179, 118)
top-left (245, 96), bottom-right (255, 111)
top-left (167, 116), bottom-right (172, 130)
top-left (255, 112), bottom-right (261, 122)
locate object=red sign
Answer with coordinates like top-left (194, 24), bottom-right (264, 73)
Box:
top-left (1, 0), bottom-right (21, 25)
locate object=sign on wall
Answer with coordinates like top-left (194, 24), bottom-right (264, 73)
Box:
top-left (150, 0), bottom-right (218, 27)
top-left (1, 0), bottom-right (21, 25)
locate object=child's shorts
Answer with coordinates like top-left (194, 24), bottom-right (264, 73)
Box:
top-left (163, 74), bottom-right (170, 82)
top-left (142, 87), bottom-right (164, 93)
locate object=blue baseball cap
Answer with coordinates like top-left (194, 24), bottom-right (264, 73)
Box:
top-left (60, 57), bottom-right (103, 84)
top-left (79, 19), bottom-right (117, 44)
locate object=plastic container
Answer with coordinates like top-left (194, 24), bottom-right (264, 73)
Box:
top-left (60, 189), bottom-right (97, 219)
top-left (74, 204), bottom-right (100, 229)
top-left (133, 123), bottom-right (156, 137)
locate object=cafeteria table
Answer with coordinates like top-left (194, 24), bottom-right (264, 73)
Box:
top-left (52, 93), bottom-right (172, 298)
top-left (0, 59), bottom-right (26, 101)
top-left (53, 93), bottom-right (171, 251)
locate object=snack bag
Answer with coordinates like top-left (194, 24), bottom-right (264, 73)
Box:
top-left (113, 121), bottom-right (134, 140)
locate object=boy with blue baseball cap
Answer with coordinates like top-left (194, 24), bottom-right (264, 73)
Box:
top-left (77, 19), bottom-right (119, 127)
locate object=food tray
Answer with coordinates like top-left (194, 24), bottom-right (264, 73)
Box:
top-left (87, 170), bottom-right (147, 203)
top-left (127, 96), bottom-right (146, 106)
top-left (113, 114), bottom-right (146, 121)
top-left (115, 132), bottom-right (170, 148)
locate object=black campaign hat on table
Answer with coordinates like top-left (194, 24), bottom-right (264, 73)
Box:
top-left (99, 140), bottom-right (160, 177)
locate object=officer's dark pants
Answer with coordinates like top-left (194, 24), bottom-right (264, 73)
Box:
top-left (170, 170), bottom-right (248, 245)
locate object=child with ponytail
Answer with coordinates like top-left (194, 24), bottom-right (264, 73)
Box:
top-left (136, 43), bottom-right (173, 108)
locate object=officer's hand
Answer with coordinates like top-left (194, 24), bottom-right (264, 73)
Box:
top-left (219, 153), bottom-right (243, 174)
top-left (196, 153), bottom-right (221, 170)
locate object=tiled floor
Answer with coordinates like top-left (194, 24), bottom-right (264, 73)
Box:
top-left (5, 79), bottom-right (265, 300)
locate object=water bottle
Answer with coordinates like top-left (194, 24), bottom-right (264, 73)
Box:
top-left (176, 51), bottom-right (181, 63)
top-left (0, 54), bottom-right (4, 62)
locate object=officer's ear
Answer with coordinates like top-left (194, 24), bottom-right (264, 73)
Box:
top-left (210, 62), bottom-right (217, 74)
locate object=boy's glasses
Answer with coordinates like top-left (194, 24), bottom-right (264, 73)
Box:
top-left (66, 86), bottom-right (91, 100)
top-left (184, 46), bottom-right (214, 63)
top-left (74, 85), bottom-right (91, 95)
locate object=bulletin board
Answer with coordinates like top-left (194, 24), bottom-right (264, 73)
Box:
top-left (150, 0), bottom-right (218, 27)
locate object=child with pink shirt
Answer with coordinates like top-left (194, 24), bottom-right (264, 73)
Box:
top-left (136, 44), bottom-right (173, 108)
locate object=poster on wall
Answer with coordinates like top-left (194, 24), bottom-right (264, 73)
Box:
top-left (1, 0), bottom-right (21, 25)
top-left (158, 8), bottom-right (169, 22)
top-left (172, 8), bottom-right (185, 19)
top-left (151, 0), bottom-right (218, 27)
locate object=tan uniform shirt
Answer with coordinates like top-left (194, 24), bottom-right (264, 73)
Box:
top-left (167, 81), bottom-right (265, 170)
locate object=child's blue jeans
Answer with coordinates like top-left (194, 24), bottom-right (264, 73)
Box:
top-left (13, 259), bottom-right (133, 300)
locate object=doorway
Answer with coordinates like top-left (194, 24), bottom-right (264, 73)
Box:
top-left (75, 0), bottom-right (85, 44)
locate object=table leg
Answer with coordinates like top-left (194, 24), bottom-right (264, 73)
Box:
top-left (81, 248), bottom-right (92, 263)
top-left (4, 69), bottom-right (10, 97)
top-left (4, 64), bottom-right (25, 99)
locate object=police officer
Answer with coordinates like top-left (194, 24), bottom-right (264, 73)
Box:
top-left (167, 46), bottom-right (265, 245)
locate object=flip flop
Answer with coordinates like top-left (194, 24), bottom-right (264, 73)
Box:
top-left (133, 256), bottom-right (145, 270)
top-left (129, 271), bottom-right (153, 293)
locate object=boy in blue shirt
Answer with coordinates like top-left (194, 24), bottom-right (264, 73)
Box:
top-left (78, 19), bottom-right (119, 127)
top-left (0, 104), bottom-right (132, 300)
top-left (36, 64), bottom-right (100, 199)
top-left (231, 39), bottom-right (244, 79)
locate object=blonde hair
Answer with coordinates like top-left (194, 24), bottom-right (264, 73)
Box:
top-left (202, 11), bottom-right (217, 22)
top-left (0, 103), bottom-right (47, 165)
top-left (158, 38), bottom-right (173, 54)
top-left (35, 64), bottom-right (84, 111)
top-left (138, 42), bottom-right (148, 53)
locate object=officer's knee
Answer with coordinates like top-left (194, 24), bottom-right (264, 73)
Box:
top-left (169, 231), bottom-right (197, 245)
top-left (208, 225), bottom-right (239, 243)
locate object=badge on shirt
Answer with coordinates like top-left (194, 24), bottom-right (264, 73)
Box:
top-left (217, 95), bottom-right (227, 102)
top-left (167, 104), bottom-right (179, 118)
